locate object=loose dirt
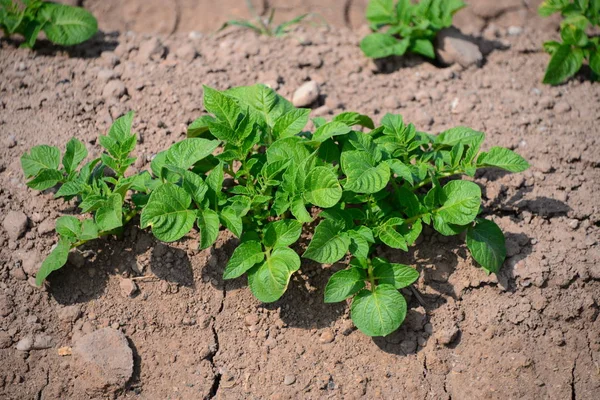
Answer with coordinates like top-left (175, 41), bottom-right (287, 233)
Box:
top-left (0, 1), bottom-right (599, 399)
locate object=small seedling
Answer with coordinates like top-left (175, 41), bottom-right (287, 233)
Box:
top-left (218, 0), bottom-right (311, 37)
top-left (538, 0), bottom-right (600, 85)
top-left (0, 0), bottom-right (97, 47)
top-left (360, 0), bottom-right (465, 59)
top-left (23, 84), bottom-right (529, 337)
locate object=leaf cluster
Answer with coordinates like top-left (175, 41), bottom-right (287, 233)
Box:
top-left (538, 0), bottom-right (600, 85)
top-left (360, 0), bottom-right (465, 59)
top-left (0, 0), bottom-right (97, 47)
top-left (22, 84), bottom-right (529, 337)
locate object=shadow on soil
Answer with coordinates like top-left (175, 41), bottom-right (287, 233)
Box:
top-left (48, 225), bottom-right (195, 306)
top-left (1, 31), bottom-right (118, 59)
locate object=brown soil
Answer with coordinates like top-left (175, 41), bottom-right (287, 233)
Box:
top-left (1, 1), bottom-right (599, 399)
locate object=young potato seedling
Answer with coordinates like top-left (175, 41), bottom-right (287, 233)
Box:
top-left (0, 0), bottom-right (97, 47)
top-left (23, 84), bottom-right (529, 337)
top-left (538, 0), bottom-right (600, 84)
top-left (361, 0), bottom-right (465, 59)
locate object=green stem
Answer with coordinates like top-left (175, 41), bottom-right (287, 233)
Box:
top-left (367, 259), bottom-right (376, 292)
top-left (408, 167), bottom-right (465, 192)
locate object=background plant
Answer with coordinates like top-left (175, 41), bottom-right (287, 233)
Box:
top-left (538, 0), bottom-right (600, 85)
top-left (360, 0), bottom-right (465, 59)
top-left (23, 84), bottom-right (529, 337)
top-left (0, 0), bottom-right (97, 47)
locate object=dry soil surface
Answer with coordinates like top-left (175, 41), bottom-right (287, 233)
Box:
top-left (0, 1), bottom-right (599, 399)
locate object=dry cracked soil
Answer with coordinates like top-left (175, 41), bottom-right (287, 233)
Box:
top-left (0, 0), bottom-right (599, 399)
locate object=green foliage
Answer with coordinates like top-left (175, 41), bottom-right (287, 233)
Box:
top-left (0, 0), bottom-right (97, 48)
top-left (360, 0), bottom-right (466, 59)
top-left (538, 0), bottom-right (600, 84)
top-left (24, 84), bottom-right (529, 337)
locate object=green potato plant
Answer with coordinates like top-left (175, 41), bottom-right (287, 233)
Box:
top-left (0, 0), bottom-right (97, 47)
top-left (538, 0), bottom-right (600, 85)
top-left (22, 84), bottom-right (529, 337)
top-left (360, 0), bottom-right (465, 59)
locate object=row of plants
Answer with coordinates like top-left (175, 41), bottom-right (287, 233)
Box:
top-left (22, 84), bottom-right (529, 336)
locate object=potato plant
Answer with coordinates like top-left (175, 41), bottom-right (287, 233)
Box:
top-left (0, 0), bottom-right (97, 47)
top-left (22, 84), bottom-right (529, 337)
top-left (361, 0), bottom-right (465, 59)
top-left (538, 0), bottom-right (600, 84)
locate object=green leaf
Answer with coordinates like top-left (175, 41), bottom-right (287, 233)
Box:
top-left (248, 247), bottom-right (301, 302)
top-left (220, 206), bottom-right (243, 238)
top-left (223, 241), bottom-right (265, 279)
top-left (187, 115), bottom-right (214, 138)
top-left (372, 257), bottom-right (419, 289)
top-left (543, 44), bottom-right (584, 85)
top-left (55, 216), bottom-right (81, 239)
top-left (165, 138), bottom-right (220, 170)
top-left (360, 33), bottom-right (409, 59)
top-left (38, 3), bottom-right (97, 46)
top-left (351, 284), bottom-right (407, 337)
top-left (141, 183), bottom-right (195, 242)
top-left (312, 121), bottom-right (352, 142)
top-left (466, 219), bottom-right (506, 274)
top-left (95, 193), bottom-right (123, 232)
top-left (80, 219), bottom-right (99, 240)
top-left (436, 127), bottom-right (485, 147)
top-left (35, 238), bottom-right (72, 286)
top-left (477, 147), bottom-right (530, 172)
top-left (62, 138), bottom-right (87, 174)
top-left (303, 219), bottom-right (350, 264)
top-left (197, 208), bottom-right (220, 250)
top-left (303, 167), bottom-right (342, 208)
top-left (290, 196), bottom-right (313, 223)
top-left (590, 50), bottom-right (600, 76)
top-left (263, 219), bottom-right (302, 249)
top-left (324, 268), bottom-right (367, 303)
top-left (21, 145), bottom-right (61, 177)
top-left (366, 0), bottom-right (396, 25)
top-left (436, 180), bottom-right (481, 226)
top-left (341, 150), bottom-right (390, 194)
top-left (273, 108), bottom-right (310, 138)
top-left (267, 137), bottom-right (311, 165)
top-left (332, 112), bottom-right (375, 129)
top-left (26, 168), bottom-right (63, 190)
top-left (410, 39), bottom-right (435, 58)
top-left (377, 224), bottom-right (408, 251)
top-left (203, 86), bottom-right (241, 127)
top-left (108, 111), bottom-right (135, 143)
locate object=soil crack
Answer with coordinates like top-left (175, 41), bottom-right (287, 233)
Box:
top-left (571, 358), bottom-right (577, 400)
top-left (207, 276), bottom-right (227, 399)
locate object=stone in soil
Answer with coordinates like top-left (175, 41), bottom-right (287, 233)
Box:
top-left (3, 210), bottom-right (28, 241)
top-left (319, 329), bottom-right (335, 344)
top-left (292, 81), bottom-right (320, 107)
top-left (16, 334), bottom-right (54, 351)
top-left (103, 80), bottom-right (127, 100)
top-left (119, 278), bottom-right (138, 298)
top-left (436, 27), bottom-right (483, 68)
top-left (72, 328), bottom-right (134, 395)
top-left (437, 326), bottom-right (460, 346)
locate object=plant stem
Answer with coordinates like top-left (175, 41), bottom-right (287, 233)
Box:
top-left (367, 259), bottom-right (376, 292)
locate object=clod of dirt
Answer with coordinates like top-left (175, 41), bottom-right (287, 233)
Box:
top-left (292, 81), bottom-right (320, 107)
top-left (119, 278), bottom-right (138, 298)
top-left (436, 326), bottom-right (460, 346)
top-left (554, 101), bottom-right (571, 114)
top-left (3, 210), bottom-right (28, 241)
top-left (0, 331), bottom-right (12, 349)
top-left (319, 329), bottom-right (335, 344)
top-left (57, 305), bottom-right (82, 323)
top-left (72, 328), bottom-right (134, 395)
top-left (20, 251), bottom-right (39, 276)
top-left (436, 27), bottom-right (483, 68)
top-left (470, 0), bottom-right (522, 19)
top-left (16, 334), bottom-right (54, 351)
top-left (137, 37), bottom-right (166, 62)
top-left (4, 135), bottom-right (17, 148)
top-left (283, 374), bottom-right (296, 385)
top-left (0, 294), bottom-right (14, 317)
top-left (102, 80), bottom-right (127, 100)
top-left (37, 218), bottom-right (55, 235)
top-left (174, 43), bottom-right (198, 62)
top-left (10, 266), bottom-right (26, 281)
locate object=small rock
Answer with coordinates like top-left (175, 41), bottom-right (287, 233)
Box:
top-left (137, 37), bottom-right (166, 62)
top-left (0, 294), bottom-right (14, 317)
top-left (33, 334), bottom-right (54, 349)
top-left (507, 26), bottom-right (523, 36)
top-left (73, 328), bottom-right (134, 395)
top-left (244, 314), bottom-right (259, 327)
top-left (16, 336), bottom-right (33, 351)
top-left (537, 161), bottom-right (553, 173)
top-left (0, 332), bottom-right (12, 349)
top-left (5, 135), bottom-right (17, 148)
top-left (10, 266), bottom-right (27, 281)
top-left (103, 80), bottom-right (127, 100)
top-left (319, 329), bottom-right (335, 344)
top-left (554, 101), bottom-right (571, 114)
top-left (119, 278), bottom-right (138, 298)
top-left (3, 211), bottom-right (28, 241)
top-left (58, 305), bottom-right (82, 323)
top-left (283, 374), bottom-right (296, 385)
top-left (37, 219), bottom-right (55, 235)
top-left (292, 81), bottom-right (320, 107)
top-left (568, 219), bottom-right (579, 230)
top-left (175, 43), bottom-right (198, 62)
top-left (26, 315), bottom-right (39, 324)
top-left (437, 326), bottom-right (460, 345)
top-left (436, 27), bottom-right (483, 68)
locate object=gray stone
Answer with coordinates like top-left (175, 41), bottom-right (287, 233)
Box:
top-left (436, 27), bottom-right (483, 68)
top-left (3, 211), bottom-right (28, 241)
top-left (73, 328), bottom-right (134, 395)
top-left (284, 374), bottom-right (296, 385)
top-left (292, 81), bottom-right (319, 107)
